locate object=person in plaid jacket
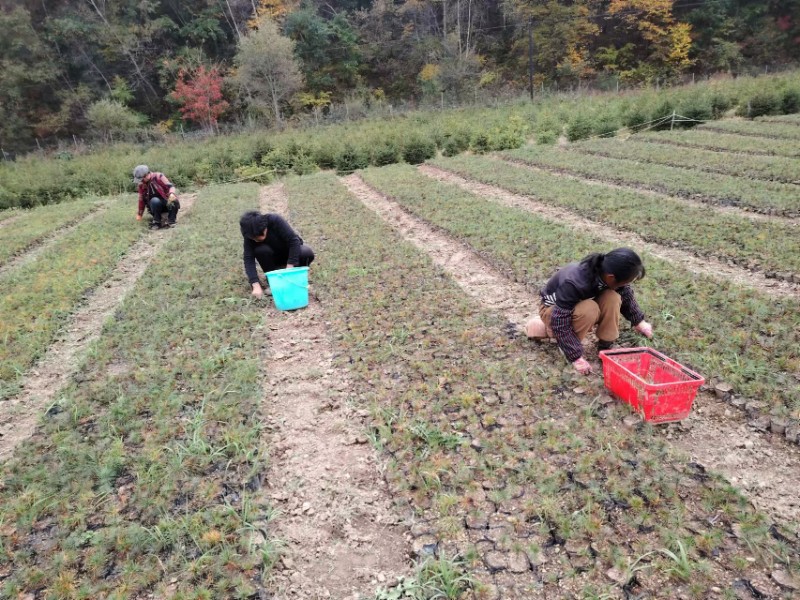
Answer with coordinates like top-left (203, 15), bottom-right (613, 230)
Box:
top-left (133, 164), bottom-right (180, 229)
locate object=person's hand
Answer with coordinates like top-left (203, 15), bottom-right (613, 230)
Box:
top-left (572, 357), bottom-right (592, 375)
top-left (136, 214), bottom-right (142, 221)
top-left (635, 320), bottom-right (653, 339)
top-left (251, 282), bottom-right (263, 299)
top-left (167, 193), bottom-right (177, 209)
top-left (285, 264), bottom-right (295, 269)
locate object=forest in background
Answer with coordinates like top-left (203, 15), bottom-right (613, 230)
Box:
top-left (1, 0), bottom-right (798, 152)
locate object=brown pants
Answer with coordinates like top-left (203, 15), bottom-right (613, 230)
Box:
top-left (539, 289), bottom-right (622, 343)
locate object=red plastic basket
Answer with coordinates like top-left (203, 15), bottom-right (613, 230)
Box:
top-left (599, 348), bottom-right (705, 423)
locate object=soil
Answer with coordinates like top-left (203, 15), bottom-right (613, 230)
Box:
top-left (256, 184), bottom-right (410, 599)
top-left (0, 208), bottom-right (109, 278)
top-left (345, 173), bottom-right (800, 534)
top-left (419, 164), bottom-right (800, 302)
top-left (0, 195), bottom-right (196, 462)
top-left (668, 398), bottom-right (800, 530)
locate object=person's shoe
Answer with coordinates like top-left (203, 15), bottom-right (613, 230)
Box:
top-left (525, 317), bottom-right (552, 340)
top-left (167, 221), bottom-right (177, 228)
top-left (149, 221), bottom-right (162, 230)
top-left (597, 340), bottom-right (617, 351)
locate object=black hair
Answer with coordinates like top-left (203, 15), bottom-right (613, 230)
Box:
top-left (239, 211), bottom-right (269, 238)
top-left (580, 247), bottom-right (646, 282)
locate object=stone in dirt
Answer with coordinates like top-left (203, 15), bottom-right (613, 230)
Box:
top-left (769, 417), bottom-right (787, 435)
top-left (485, 551), bottom-right (508, 572)
top-left (507, 551), bottom-right (530, 573)
top-left (412, 535), bottom-right (438, 558)
top-left (714, 382), bottom-right (734, 399)
top-left (745, 400), bottom-right (768, 417)
top-left (771, 569), bottom-right (799, 590)
top-left (748, 416), bottom-right (771, 432)
top-left (623, 414), bottom-right (640, 428)
top-left (466, 514), bottom-right (488, 530)
top-left (606, 567), bottom-right (627, 584)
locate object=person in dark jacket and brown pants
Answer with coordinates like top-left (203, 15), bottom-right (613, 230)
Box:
top-left (525, 248), bottom-right (653, 375)
top-left (240, 211), bottom-right (315, 299)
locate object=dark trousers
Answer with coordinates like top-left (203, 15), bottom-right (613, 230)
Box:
top-left (147, 197), bottom-right (180, 224)
top-left (255, 244), bottom-right (314, 276)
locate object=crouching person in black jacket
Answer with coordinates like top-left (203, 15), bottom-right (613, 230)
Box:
top-left (525, 248), bottom-right (653, 375)
top-left (240, 211), bottom-right (315, 299)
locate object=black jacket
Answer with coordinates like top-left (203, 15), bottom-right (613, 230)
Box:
top-left (242, 213), bottom-right (304, 284)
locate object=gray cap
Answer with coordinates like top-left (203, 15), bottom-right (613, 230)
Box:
top-left (133, 164), bottom-right (150, 185)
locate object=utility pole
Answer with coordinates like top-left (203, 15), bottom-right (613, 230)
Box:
top-left (528, 18), bottom-right (534, 102)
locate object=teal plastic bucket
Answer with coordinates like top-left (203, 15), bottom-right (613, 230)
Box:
top-left (266, 267), bottom-right (309, 311)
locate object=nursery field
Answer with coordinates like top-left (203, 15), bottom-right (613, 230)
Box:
top-left (1, 117), bottom-right (800, 599)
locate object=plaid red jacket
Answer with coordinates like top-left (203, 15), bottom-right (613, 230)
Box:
top-left (137, 173), bottom-right (178, 216)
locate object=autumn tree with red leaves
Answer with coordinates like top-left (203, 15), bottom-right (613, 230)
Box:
top-left (170, 66), bottom-right (229, 133)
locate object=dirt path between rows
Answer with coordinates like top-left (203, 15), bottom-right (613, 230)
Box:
top-left (0, 214), bottom-right (20, 230)
top-left (420, 164), bottom-right (800, 302)
top-left (501, 155), bottom-right (797, 224)
top-left (345, 174), bottom-right (800, 532)
top-left (257, 184), bottom-right (409, 599)
top-left (0, 195), bottom-right (197, 462)
top-left (0, 207), bottom-right (110, 278)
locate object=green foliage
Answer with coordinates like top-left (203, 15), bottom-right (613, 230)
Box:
top-left (402, 137), bottom-right (437, 165)
top-left (371, 140), bottom-right (403, 166)
top-left (334, 144), bottom-right (370, 174)
top-left (441, 130), bottom-right (471, 157)
top-left (780, 87), bottom-right (800, 114)
top-left (638, 128), bottom-right (800, 158)
top-left (736, 91), bottom-right (782, 118)
top-left (2, 73), bottom-right (799, 209)
top-left (86, 99), bottom-right (146, 141)
top-left (373, 555), bottom-right (474, 600)
top-left (234, 163), bottom-right (273, 184)
top-left (0, 198), bottom-right (141, 388)
top-left (566, 114), bottom-right (595, 142)
top-left (0, 197), bottom-right (102, 265)
top-left (534, 112), bottom-right (563, 144)
top-left (709, 91), bottom-right (734, 118)
top-left (622, 103), bottom-right (650, 129)
top-left (593, 113), bottom-right (620, 137)
top-left (677, 97), bottom-right (713, 126)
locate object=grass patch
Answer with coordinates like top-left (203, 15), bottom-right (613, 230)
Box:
top-left (573, 138), bottom-right (800, 187)
top-left (0, 183), bottom-right (276, 598)
top-left (436, 153), bottom-right (800, 276)
top-left (0, 197), bottom-right (106, 266)
top-left (637, 130), bottom-right (800, 158)
top-left (0, 198), bottom-right (143, 397)
top-left (700, 119), bottom-right (800, 140)
top-left (505, 143), bottom-right (800, 217)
